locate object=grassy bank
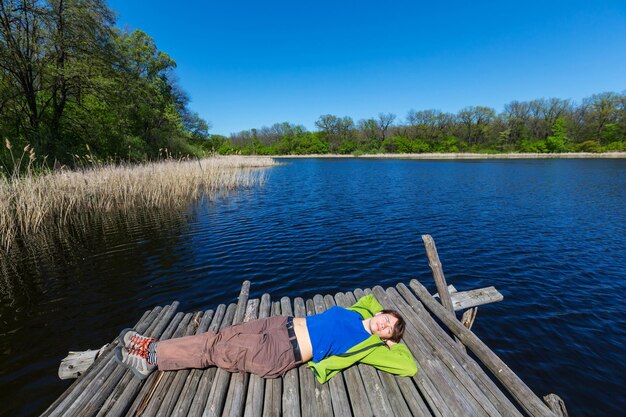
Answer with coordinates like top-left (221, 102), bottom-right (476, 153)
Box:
top-left (0, 156), bottom-right (277, 252)
top-left (275, 152), bottom-right (626, 159)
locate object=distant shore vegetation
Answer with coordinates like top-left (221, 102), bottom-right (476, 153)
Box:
top-left (221, 93), bottom-right (626, 156)
top-left (1, 1), bottom-right (625, 174)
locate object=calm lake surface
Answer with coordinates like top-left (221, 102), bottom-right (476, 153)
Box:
top-left (1, 158), bottom-right (625, 417)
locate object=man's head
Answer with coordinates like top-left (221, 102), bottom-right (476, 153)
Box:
top-left (368, 309), bottom-right (405, 343)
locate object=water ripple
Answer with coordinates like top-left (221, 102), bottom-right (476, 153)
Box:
top-left (1, 158), bottom-right (625, 417)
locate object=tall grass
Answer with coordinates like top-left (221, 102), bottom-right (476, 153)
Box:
top-left (0, 153), bottom-right (277, 252)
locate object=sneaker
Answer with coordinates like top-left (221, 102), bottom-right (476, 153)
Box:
top-left (114, 346), bottom-right (156, 380)
top-left (118, 328), bottom-right (156, 352)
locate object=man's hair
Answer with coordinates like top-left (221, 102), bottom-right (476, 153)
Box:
top-left (380, 309), bottom-right (405, 343)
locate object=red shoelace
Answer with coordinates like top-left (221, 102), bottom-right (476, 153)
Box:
top-left (129, 335), bottom-right (156, 352)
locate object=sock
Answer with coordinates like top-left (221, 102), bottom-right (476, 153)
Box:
top-left (147, 341), bottom-right (158, 365)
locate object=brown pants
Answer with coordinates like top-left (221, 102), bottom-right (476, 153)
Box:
top-left (156, 316), bottom-right (300, 378)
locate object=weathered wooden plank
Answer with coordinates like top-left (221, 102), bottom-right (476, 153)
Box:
top-left (433, 286), bottom-right (503, 311)
top-left (331, 292), bottom-right (374, 417)
top-left (158, 310), bottom-right (215, 417)
top-left (422, 235), bottom-right (455, 315)
top-left (186, 303), bottom-right (238, 417)
top-left (41, 308), bottom-right (157, 417)
top-left (372, 286), bottom-right (474, 417)
top-left (143, 311), bottom-right (207, 417)
top-left (383, 287), bottom-right (499, 417)
top-left (171, 304), bottom-right (227, 417)
top-left (75, 308), bottom-right (178, 417)
top-left (64, 303), bottom-right (180, 417)
top-left (96, 308), bottom-right (171, 417)
top-left (394, 376), bottom-right (434, 417)
top-left (121, 310), bottom-right (187, 417)
top-left (396, 283), bottom-right (523, 417)
top-left (243, 294), bottom-right (272, 417)
top-left (343, 291), bottom-right (411, 417)
top-left (451, 287), bottom-right (503, 311)
top-left (422, 234), bottom-right (465, 352)
top-left (133, 312), bottom-right (195, 417)
top-left (222, 298), bottom-right (260, 417)
top-left (294, 297), bottom-right (316, 417)
top-left (354, 287), bottom-right (428, 417)
top-left (362, 287), bottom-right (444, 417)
top-left (409, 279), bottom-right (558, 417)
top-left (203, 282), bottom-right (251, 417)
top-left (280, 297), bottom-right (301, 417)
top-left (59, 344), bottom-right (109, 380)
top-left (306, 298), bottom-right (333, 417)
top-left (262, 302), bottom-right (282, 417)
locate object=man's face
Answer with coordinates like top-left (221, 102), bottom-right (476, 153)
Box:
top-left (369, 313), bottom-right (398, 340)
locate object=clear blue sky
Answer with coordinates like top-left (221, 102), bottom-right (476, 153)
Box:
top-left (107, 0), bottom-right (626, 136)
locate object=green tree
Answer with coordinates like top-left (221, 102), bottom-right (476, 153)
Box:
top-left (545, 118), bottom-right (569, 152)
top-left (315, 114), bottom-right (355, 153)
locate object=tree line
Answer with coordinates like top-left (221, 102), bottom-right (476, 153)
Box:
top-left (2, 2), bottom-right (624, 170)
top-left (0, 0), bottom-right (210, 173)
top-left (223, 93), bottom-right (626, 155)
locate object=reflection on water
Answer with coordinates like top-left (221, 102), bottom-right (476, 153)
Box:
top-left (1, 158), bottom-right (625, 417)
top-left (0, 205), bottom-right (197, 417)
top-left (1, 207), bottom-right (194, 304)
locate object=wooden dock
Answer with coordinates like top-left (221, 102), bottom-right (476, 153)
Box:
top-left (43, 236), bottom-right (568, 417)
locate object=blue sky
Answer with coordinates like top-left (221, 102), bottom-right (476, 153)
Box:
top-left (107, 0), bottom-right (626, 136)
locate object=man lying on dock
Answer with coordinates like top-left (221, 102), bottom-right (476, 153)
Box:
top-left (113, 294), bottom-right (418, 383)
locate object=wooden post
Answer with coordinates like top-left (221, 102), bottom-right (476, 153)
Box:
top-left (422, 234), bottom-right (465, 349)
top-left (422, 235), bottom-right (455, 313)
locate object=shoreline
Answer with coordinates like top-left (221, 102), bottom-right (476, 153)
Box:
top-left (269, 152), bottom-right (626, 159)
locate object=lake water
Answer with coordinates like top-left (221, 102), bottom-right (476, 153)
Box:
top-left (1, 158), bottom-right (625, 417)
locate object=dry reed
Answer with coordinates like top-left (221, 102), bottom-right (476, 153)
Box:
top-left (0, 156), bottom-right (277, 252)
